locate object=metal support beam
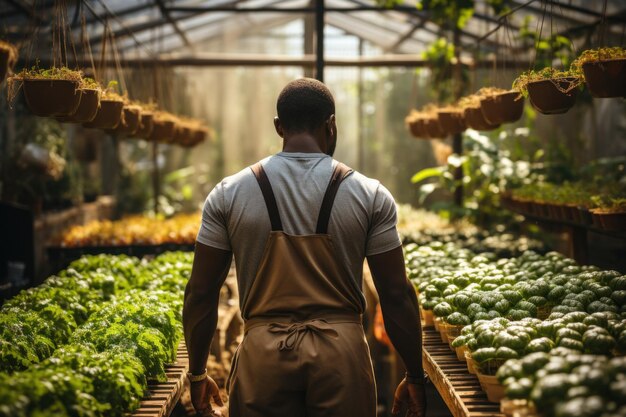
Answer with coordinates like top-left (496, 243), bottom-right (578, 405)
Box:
top-left (315, 0), bottom-right (324, 82)
top-left (155, 0), bottom-right (195, 52)
top-left (27, 54), bottom-right (531, 68)
top-left (385, 18), bottom-right (427, 53)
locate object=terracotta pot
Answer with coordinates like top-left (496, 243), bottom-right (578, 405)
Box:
top-left (527, 78), bottom-right (579, 114)
top-left (437, 110), bottom-right (466, 135)
top-left (424, 117), bottom-right (446, 138)
top-left (56, 88), bottom-right (101, 123)
top-left (0, 46), bottom-right (17, 83)
top-left (82, 99), bottom-right (124, 129)
top-left (23, 79), bottom-right (82, 117)
top-left (135, 113), bottom-right (154, 139)
top-left (150, 120), bottom-right (176, 142)
top-left (582, 59), bottom-right (626, 98)
top-left (476, 372), bottom-right (506, 403)
top-left (464, 106), bottom-right (499, 131)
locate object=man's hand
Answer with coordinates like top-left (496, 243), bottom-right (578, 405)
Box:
top-left (190, 376), bottom-right (224, 416)
top-left (391, 379), bottom-right (426, 417)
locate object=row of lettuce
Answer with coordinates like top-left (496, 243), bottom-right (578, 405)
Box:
top-left (0, 252), bottom-right (193, 417)
top-left (406, 241), bottom-right (626, 417)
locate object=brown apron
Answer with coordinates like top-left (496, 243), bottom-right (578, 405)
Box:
top-left (227, 162), bottom-right (377, 417)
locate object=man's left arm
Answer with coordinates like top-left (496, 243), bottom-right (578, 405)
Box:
top-left (183, 241), bottom-right (233, 414)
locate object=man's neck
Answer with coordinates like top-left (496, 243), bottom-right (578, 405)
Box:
top-left (282, 133), bottom-right (325, 154)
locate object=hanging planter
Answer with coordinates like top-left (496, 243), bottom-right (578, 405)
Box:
top-left (0, 41), bottom-right (18, 84)
top-left (436, 107), bottom-right (466, 135)
top-left (572, 47), bottom-right (626, 98)
top-left (405, 110), bottom-right (429, 139)
top-left (115, 105), bottom-right (142, 135)
top-left (82, 88), bottom-right (124, 129)
top-left (12, 68), bottom-right (84, 117)
top-left (480, 90), bottom-right (524, 125)
top-left (513, 68), bottom-right (582, 115)
top-left (424, 115), bottom-right (446, 138)
top-left (56, 78), bottom-right (101, 123)
top-left (135, 111), bottom-right (154, 139)
top-left (459, 90), bottom-right (501, 130)
top-left (150, 112), bottom-right (177, 142)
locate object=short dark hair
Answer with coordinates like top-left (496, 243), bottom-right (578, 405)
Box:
top-left (276, 78), bottom-right (335, 133)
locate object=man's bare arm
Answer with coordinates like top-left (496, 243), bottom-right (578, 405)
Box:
top-left (367, 245), bottom-right (423, 377)
top-left (184, 242), bottom-right (233, 375)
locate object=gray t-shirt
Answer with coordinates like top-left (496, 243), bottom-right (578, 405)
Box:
top-left (196, 152), bottom-right (401, 308)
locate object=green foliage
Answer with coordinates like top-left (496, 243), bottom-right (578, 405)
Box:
top-left (512, 67), bottom-right (583, 97)
top-left (517, 16), bottom-right (576, 70)
top-left (0, 252), bottom-right (193, 416)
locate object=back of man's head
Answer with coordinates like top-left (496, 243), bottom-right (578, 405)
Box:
top-left (276, 78), bottom-right (335, 134)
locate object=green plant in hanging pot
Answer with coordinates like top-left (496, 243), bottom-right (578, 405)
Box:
top-left (0, 40), bottom-right (18, 84)
top-left (11, 67), bottom-right (84, 117)
top-left (82, 81), bottom-right (124, 129)
top-left (133, 101), bottom-right (157, 140)
top-left (513, 67), bottom-right (583, 115)
top-left (107, 100), bottom-right (142, 136)
top-left (478, 87), bottom-right (524, 125)
top-left (571, 47), bottom-right (626, 98)
top-left (56, 77), bottom-right (102, 123)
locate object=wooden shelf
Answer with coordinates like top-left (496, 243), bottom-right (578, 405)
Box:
top-left (132, 342), bottom-right (189, 417)
top-left (422, 328), bottom-right (504, 417)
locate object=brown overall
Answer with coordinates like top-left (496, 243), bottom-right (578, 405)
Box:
top-left (227, 162), bottom-right (377, 417)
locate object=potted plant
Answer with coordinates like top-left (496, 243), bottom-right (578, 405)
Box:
top-left (82, 81), bottom-right (124, 129)
top-left (572, 47), bottom-right (626, 98)
top-left (12, 67), bottom-right (83, 117)
top-left (133, 102), bottom-right (156, 140)
top-left (479, 88), bottom-right (524, 125)
top-left (405, 110), bottom-right (429, 139)
top-left (460, 90), bottom-right (500, 131)
top-left (513, 67), bottom-right (582, 115)
top-left (591, 197), bottom-right (626, 231)
top-left (0, 40), bottom-right (18, 84)
top-left (107, 102), bottom-right (142, 136)
top-left (56, 77), bottom-right (101, 123)
top-left (150, 111), bottom-right (177, 142)
top-left (421, 105), bottom-right (447, 138)
top-left (436, 105), bottom-right (466, 135)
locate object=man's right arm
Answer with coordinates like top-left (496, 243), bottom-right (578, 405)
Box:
top-left (367, 245), bottom-right (426, 417)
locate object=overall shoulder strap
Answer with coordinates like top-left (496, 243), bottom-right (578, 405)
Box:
top-left (250, 162), bottom-right (283, 231)
top-left (316, 162), bottom-right (354, 234)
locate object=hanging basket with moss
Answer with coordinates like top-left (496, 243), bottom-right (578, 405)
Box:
top-left (405, 110), bottom-right (429, 139)
top-left (460, 89), bottom-right (503, 130)
top-left (513, 68), bottom-right (582, 115)
top-left (56, 77), bottom-right (101, 123)
top-left (82, 86), bottom-right (124, 129)
top-left (480, 89), bottom-right (524, 125)
top-left (572, 47), bottom-right (626, 98)
top-left (107, 104), bottom-right (142, 136)
top-left (150, 112), bottom-right (177, 142)
top-left (134, 111), bottom-right (154, 139)
top-left (12, 67), bottom-right (84, 117)
top-left (0, 41), bottom-right (18, 84)
top-left (436, 106), bottom-right (466, 135)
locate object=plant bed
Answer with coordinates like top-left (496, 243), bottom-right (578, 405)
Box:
top-left (0, 40), bottom-right (18, 83)
top-left (480, 91), bottom-right (524, 125)
top-left (573, 47), bottom-right (626, 98)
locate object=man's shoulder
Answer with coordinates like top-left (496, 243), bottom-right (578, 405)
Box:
top-left (340, 164), bottom-right (384, 195)
top-left (218, 157), bottom-right (272, 190)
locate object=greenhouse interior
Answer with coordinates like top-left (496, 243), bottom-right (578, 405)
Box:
top-left (1, 0), bottom-right (626, 416)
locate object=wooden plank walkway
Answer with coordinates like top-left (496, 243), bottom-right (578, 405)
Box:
top-left (422, 328), bottom-right (504, 417)
top-left (132, 342), bottom-right (189, 417)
